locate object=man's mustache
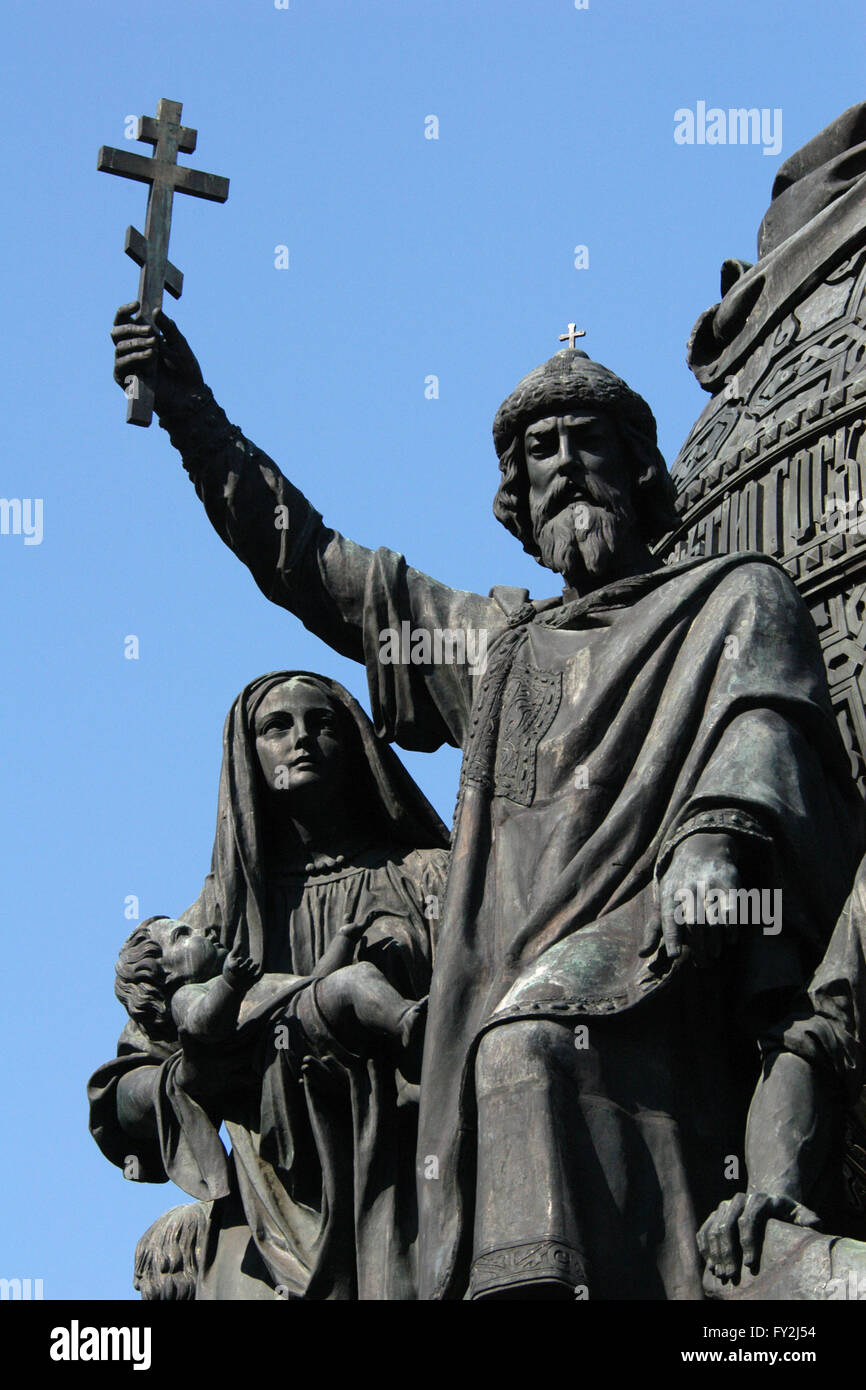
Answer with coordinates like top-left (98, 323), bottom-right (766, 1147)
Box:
top-left (534, 473), bottom-right (630, 528)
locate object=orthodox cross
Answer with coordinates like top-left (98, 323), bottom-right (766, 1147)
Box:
top-left (98, 99), bottom-right (229, 425)
top-left (559, 322), bottom-right (586, 350)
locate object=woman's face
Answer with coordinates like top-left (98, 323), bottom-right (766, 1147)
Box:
top-left (253, 679), bottom-right (350, 804)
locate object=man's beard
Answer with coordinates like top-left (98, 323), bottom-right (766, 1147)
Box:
top-left (533, 477), bottom-right (636, 582)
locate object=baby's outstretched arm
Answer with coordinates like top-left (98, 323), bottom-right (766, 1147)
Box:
top-left (311, 910), bottom-right (410, 979)
top-left (172, 946), bottom-right (261, 1042)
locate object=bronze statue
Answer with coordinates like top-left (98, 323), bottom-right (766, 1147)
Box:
top-left (106, 302), bottom-right (863, 1298)
top-left (90, 671), bottom-right (449, 1298)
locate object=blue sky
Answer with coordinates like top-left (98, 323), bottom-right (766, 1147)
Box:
top-left (2, 0), bottom-right (865, 1299)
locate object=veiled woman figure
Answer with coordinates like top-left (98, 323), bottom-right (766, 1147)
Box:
top-left (89, 671), bottom-right (450, 1299)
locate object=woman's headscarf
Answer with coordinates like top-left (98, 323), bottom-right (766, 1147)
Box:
top-left (183, 671), bottom-right (450, 965)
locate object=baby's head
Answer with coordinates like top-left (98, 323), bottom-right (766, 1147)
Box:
top-left (115, 917), bottom-right (224, 1039)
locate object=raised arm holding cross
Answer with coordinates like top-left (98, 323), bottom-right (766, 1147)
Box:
top-left (99, 99), bottom-right (228, 424)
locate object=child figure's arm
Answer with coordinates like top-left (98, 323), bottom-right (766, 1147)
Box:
top-left (172, 947), bottom-right (262, 1042)
top-left (311, 910), bottom-right (410, 980)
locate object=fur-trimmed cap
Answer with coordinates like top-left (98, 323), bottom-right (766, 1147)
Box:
top-left (492, 349), bottom-right (659, 457)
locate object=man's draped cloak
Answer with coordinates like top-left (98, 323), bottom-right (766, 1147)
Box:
top-left (162, 411), bottom-right (863, 1297)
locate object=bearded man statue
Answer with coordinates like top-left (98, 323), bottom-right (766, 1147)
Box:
top-left (110, 311), bottom-right (864, 1299)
